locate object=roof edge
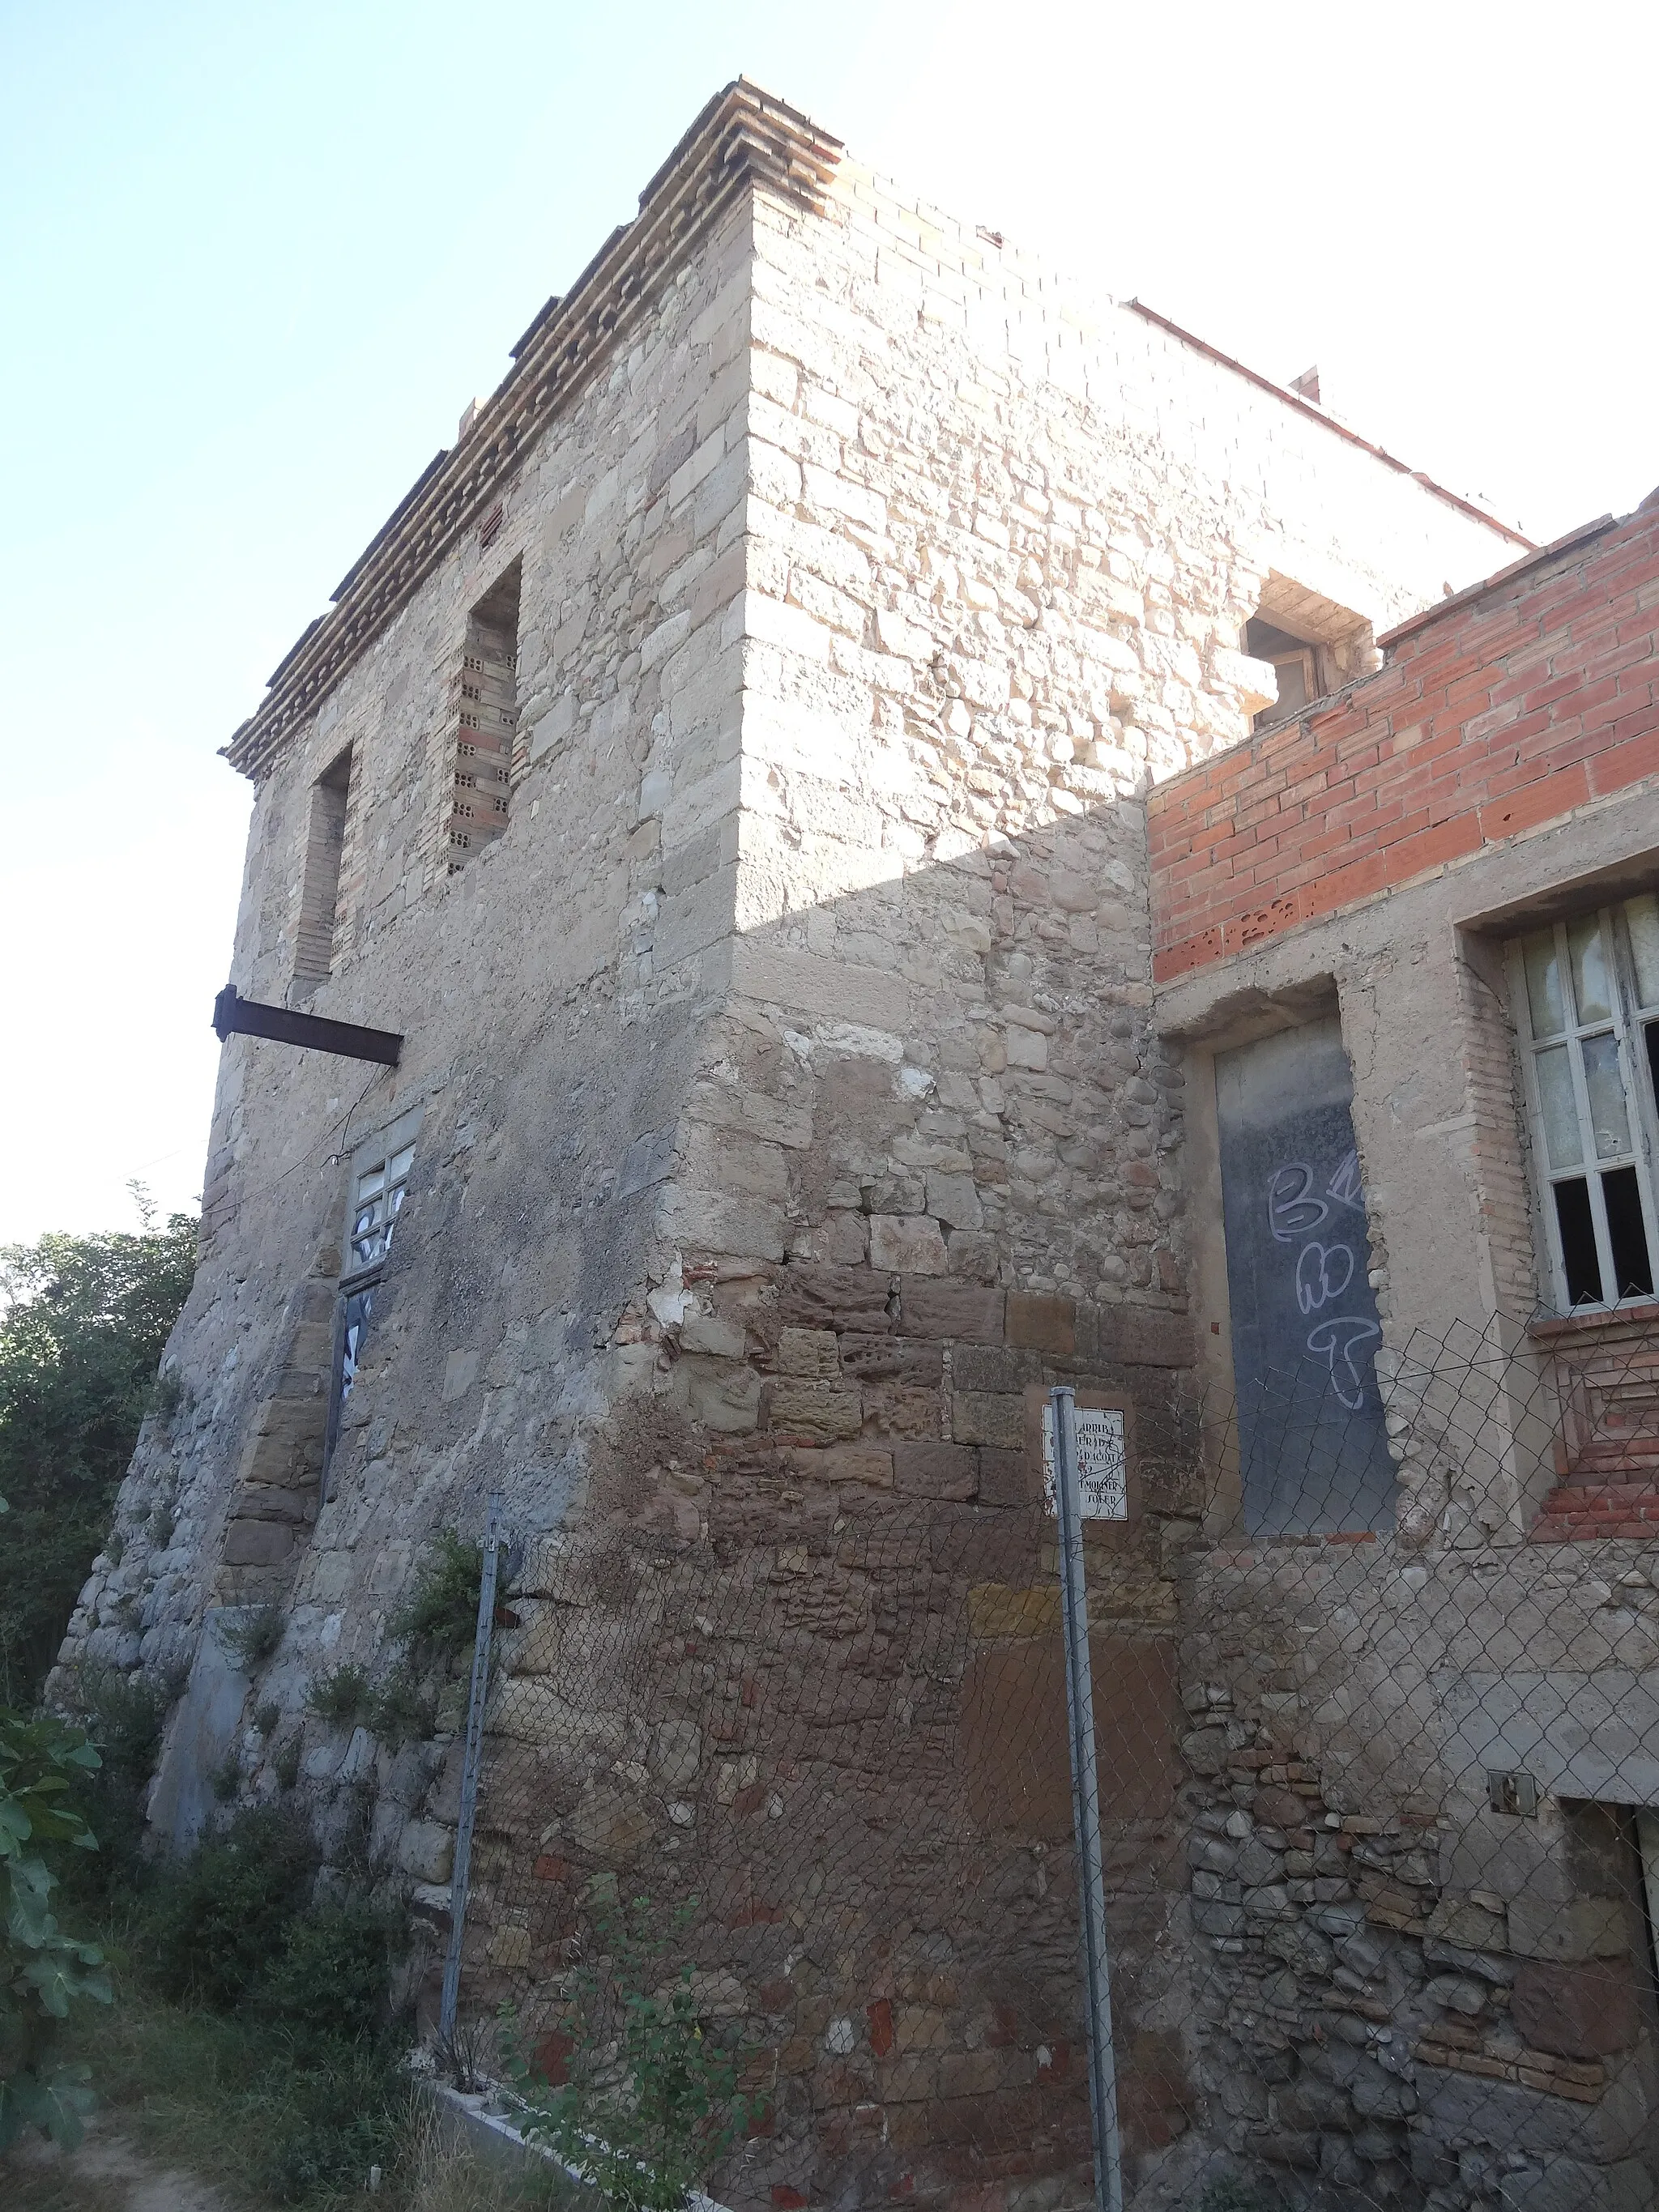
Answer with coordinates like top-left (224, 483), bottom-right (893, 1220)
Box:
top-left (225, 79), bottom-right (842, 781)
top-left (1375, 514), bottom-right (1621, 650)
top-left (1123, 300), bottom-right (1534, 554)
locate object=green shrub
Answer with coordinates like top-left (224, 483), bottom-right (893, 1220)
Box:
top-left (0, 1707), bottom-right (113, 2150)
top-left (254, 1701), bottom-right (279, 1737)
top-left (143, 1805), bottom-right (316, 2008)
top-left (273, 1736), bottom-right (301, 1789)
top-left (305, 1662), bottom-right (371, 1728)
top-left (505, 1883), bottom-right (758, 2212)
top-left (390, 1532), bottom-right (484, 1659)
top-left (367, 1676), bottom-right (436, 1750)
top-left (220, 1603), bottom-right (284, 1671)
top-left (58, 1664), bottom-right (182, 1905)
top-left (251, 2034), bottom-right (411, 2204)
top-left (0, 1211), bottom-right (197, 1705)
top-left (76, 1663), bottom-right (178, 1787)
top-left (210, 1754), bottom-right (241, 1803)
top-left (258, 1899), bottom-right (403, 2044)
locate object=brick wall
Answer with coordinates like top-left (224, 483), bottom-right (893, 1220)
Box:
top-left (1148, 505), bottom-right (1659, 981)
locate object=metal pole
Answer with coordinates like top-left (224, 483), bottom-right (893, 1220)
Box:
top-left (1051, 1386), bottom-right (1125, 2212)
top-left (439, 1491), bottom-right (505, 2047)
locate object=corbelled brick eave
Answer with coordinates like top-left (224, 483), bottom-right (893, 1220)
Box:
top-left (224, 79), bottom-right (842, 782)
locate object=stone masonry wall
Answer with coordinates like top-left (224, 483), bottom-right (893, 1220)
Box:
top-left (54, 101), bottom-right (1542, 2210)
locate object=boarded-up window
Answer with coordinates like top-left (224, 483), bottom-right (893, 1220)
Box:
top-left (294, 745), bottom-right (352, 985)
top-left (1214, 1016), bottom-right (1394, 1534)
top-left (446, 561), bottom-right (520, 870)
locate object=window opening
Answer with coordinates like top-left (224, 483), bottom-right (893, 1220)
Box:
top-left (1245, 617), bottom-right (1318, 731)
top-left (294, 745), bottom-right (352, 985)
top-left (1509, 894), bottom-right (1659, 1311)
top-left (445, 561), bottom-right (520, 871)
top-left (323, 1115), bottom-right (420, 1479)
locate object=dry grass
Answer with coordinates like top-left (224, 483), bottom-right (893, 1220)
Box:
top-left (401, 2099), bottom-right (577, 2210)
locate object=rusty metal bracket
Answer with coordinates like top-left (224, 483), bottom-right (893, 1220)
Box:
top-left (211, 983), bottom-right (403, 1067)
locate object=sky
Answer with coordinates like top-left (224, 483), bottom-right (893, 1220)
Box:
top-left (2, 0), bottom-right (1655, 1247)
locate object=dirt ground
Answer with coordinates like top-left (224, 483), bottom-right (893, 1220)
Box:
top-left (6, 2114), bottom-right (238, 2212)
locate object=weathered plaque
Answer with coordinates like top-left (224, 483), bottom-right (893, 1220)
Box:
top-left (1042, 1402), bottom-right (1128, 1520)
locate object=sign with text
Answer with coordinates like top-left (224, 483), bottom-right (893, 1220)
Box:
top-left (1042, 1402), bottom-right (1128, 1520)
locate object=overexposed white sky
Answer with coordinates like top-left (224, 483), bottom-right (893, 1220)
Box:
top-left (2, 0), bottom-right (1654, 1245)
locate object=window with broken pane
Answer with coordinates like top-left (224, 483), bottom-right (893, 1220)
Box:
top-left (325, 1113), bottom-right (422, 1479)
top-left (1509, 897), bottom-right (1659, 1310)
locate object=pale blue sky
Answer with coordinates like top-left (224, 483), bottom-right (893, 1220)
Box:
top-left (3, 0), bottom-right (1654, 1243)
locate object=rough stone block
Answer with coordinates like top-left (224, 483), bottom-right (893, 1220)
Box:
top-left (869, 1215), bottom-right (949, 1274)
top-left (776, 1327), bottom-right (840, 1377)
top-left (569, 1785), bottom-right (654, 1864)
top-left (924, 1172), bottom-right (983, 1230)
top-left (952, 1345), bottom-right (1039, 1393)
top-left (838, 1335), bottom-right (944, 1385)
top-left (785, 1446), bottom-right (893, 1488)
top-left (947, 1231), bottom-right (1000, 1282)
top-left (977, 1447), bottom-right (1030, 1507)
top-left (900, 1278), bottom-right (1004, 1343)
top-left (859, 1384), bottom-right (945, 1438)
top-left (768, 1382), bottom-right (864, 1441)
top-left (1098, 1306), bottom-right (1196, 1368)
top-left (680, 1311), bottom-right (747, 1358)
top-left (778, 1264), bottom-right (893, 1333)
top-left (682, 1359), bottom-right (761, 1434)
top-left (894, 1443), bottom-right (978, 1502)
top-left (952, 1392), bottom-right (1024, 1450)
top-left (220, 1519), bottom-right (296, 1568)
top-left (1006, 1292), bottom-right (1077, 1356)
top-left (651, 1720), bottom-right (702, 1788)
top-left (396, 1819), bottom-right (455, 1885)
top-left (1512, 1959), bottom-right (1640, 2056)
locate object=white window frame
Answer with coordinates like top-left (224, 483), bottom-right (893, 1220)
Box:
top-left (1508, 896), bottom-right (1659, 1314)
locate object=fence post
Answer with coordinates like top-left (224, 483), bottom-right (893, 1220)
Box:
top-left (1050, 1385), bottom-right (1125, 2212)
top-left (438, 1490), bottom-right (506, 2048)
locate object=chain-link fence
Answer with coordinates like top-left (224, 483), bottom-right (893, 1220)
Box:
top-left (433, 1316), bottom-right (1659, 2212)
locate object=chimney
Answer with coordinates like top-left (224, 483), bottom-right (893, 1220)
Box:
top-left (1290, 364), bottom-right (1321, 406)
top-left (457, 398), bottom-right (484, 442)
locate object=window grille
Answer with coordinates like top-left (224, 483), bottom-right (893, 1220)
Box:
top-left (1509, 895), bottom-right (1659, 1310)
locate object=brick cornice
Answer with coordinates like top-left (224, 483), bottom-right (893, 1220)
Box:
top-left (224, 79), bottom-right (842, 782)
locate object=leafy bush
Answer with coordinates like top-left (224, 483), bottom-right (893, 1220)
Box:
top-left (273, 1736), bottom-right (301, 1789)
top-left (0, 1208), bottom-right (198, 1703)
top-left (505, 1884), bottom-right (757, 2212)
top-left (367, 1675), bottom-right (436, 1750)
top-left (258, 1899), bottom-right (403, 2044)
top-left (0, 1707), bottom-right (113, 2150)
top-left (391, 1532), bottom-right (485, 1659)
top-left (251, 2033), bottom-right (411, 2204)
top-left (306, 1662), bottom-right (371, 1728)
top-left (58, 1664), bottom-right (182, 1904)
top-left (220, 1602), bottom-right (285, 1671)
top-left (143, 1805), bottom-right (317, 2008)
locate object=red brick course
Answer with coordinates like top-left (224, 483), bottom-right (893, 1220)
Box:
top-left (1149, 508), bottom-right (1659, 982)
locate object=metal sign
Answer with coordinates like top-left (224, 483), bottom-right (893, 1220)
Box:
top-left (1042, 1402), bottom-right (1128, 1520)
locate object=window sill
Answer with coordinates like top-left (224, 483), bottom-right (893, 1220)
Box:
top-left (1529, 1300), bottom-right (1659, 1345)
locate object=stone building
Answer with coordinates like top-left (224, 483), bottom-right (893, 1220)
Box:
top-left (57, 76), bottom-right (1659, 2212)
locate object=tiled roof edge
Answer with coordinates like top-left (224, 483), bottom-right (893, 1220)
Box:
top-left (224, 79), bottom-right (842, 781)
